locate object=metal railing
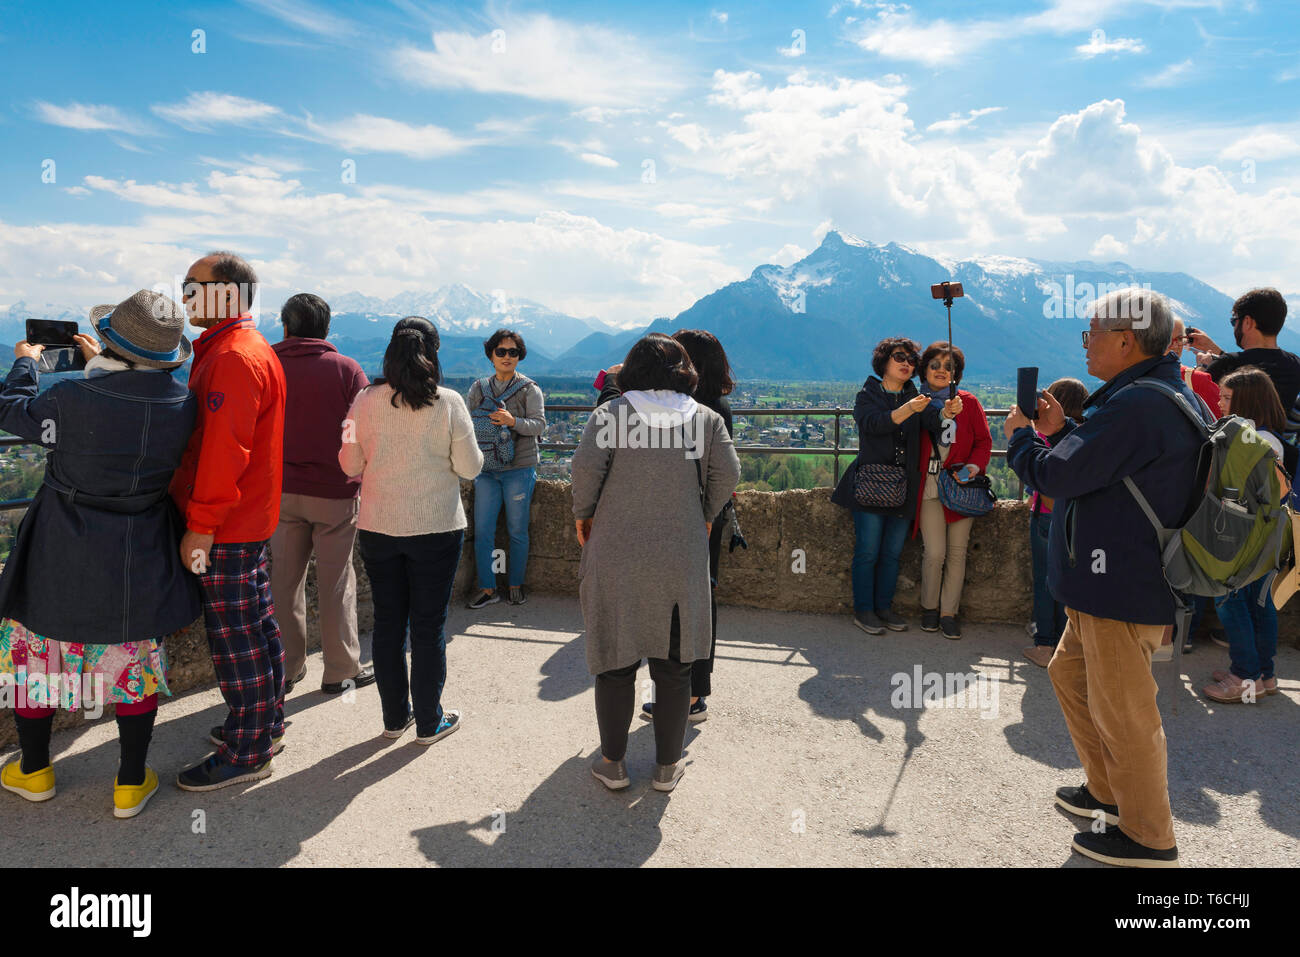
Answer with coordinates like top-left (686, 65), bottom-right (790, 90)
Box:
top-left (0, 404), bottom-right (1024, 514)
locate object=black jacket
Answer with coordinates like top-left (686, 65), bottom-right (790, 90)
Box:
top-left (1007, 353), bottom-right (1209, 625)
top-left (830, 377), bottom-right (942, 517)
top-left (0, 357), bottom-right (201, 643)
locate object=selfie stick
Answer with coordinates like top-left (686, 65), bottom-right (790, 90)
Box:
top-left (939, 281), bottom-right (956, 400)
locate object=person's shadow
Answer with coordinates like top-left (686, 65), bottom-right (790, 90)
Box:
top-left (412, 723), bottom-right (672, 867)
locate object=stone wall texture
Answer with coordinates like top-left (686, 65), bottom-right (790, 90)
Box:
top-left (3, 480), bottom-right (1297, 748)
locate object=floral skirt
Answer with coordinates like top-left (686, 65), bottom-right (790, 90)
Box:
top-left (0, 618), bottom-right (170, 710)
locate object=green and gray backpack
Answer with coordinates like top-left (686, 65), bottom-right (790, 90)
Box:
top-left (1119, 379), bottom-right (1292, 636)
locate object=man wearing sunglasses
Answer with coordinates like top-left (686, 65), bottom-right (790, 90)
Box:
top-left (466, 328), bottom-right (547, 608)
top-left (1188, 288), bottom-right (1300, 421)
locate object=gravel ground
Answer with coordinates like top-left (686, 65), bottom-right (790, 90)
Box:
top-left (4, 595), bottom-right (1296, 867)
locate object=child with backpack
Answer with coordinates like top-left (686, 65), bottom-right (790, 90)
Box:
top-left (1201, 367), bottom-right (1291, 703)
top-left (466, 329), bottom-right (547, 609)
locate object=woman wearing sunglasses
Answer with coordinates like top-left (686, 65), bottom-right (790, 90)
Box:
top-left (466, 329), bottom-right (547, 609)
top-left (831, 337), bottom-right (960, 634)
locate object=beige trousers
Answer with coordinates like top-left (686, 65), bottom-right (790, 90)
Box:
top-left (919, 494), bottom-right (973, 616)
top-left (270, 493), bottom-right (361, 685)
top-left (1048, 608), bottom-right (1175, 850)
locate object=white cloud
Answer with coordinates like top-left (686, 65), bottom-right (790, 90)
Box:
top-left (152, 92), bottom-right (282, 131)
top-left (579, 152), bottom-right (619, 168)
top-left (306, 114), bottom-right (476, 158)
top-left (35, 101), bottom-right (151, 135)
top-left (1218, 132), bottom-right (1300, 162)
top-left (393, 13), bottom-right (681, 107)
top-left (926, 107), bottom-right (1005, 135)
top-left (1075, 32), bottom-right (1146, 57)
top-left (239, 0), bottom-right (356, 37)
top-left (1138, 59), bottom-right (1194, 89)
top-left (63, 186), bottom-right (91, 197)
top-left (711, 10), bottom-right (729, 24)
top-left (768, 243), bottom-right (808, 266)
top-left (1089, 234), bottom-right (1129, 258)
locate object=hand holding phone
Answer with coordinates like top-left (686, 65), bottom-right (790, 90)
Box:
top-left (1016, 367), bottom-right (1040, 421)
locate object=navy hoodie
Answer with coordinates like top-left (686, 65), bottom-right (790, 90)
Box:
top-left (1007, 353), bottom-right (1210, 625)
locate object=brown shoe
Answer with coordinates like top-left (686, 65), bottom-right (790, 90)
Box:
top-left (1211, 670), bottom-right (1277, 695)
top-left (1023, 645), bottom-right (1054, 669)
top-left (1202, 674), bottom-right (1266, 703)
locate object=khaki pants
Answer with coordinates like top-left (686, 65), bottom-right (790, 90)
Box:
top-left (919, 495), bottom-right (973, 616)
top-left (1047, 607), bottom-right (1175, 850)
top-left (270, 493), bottom-right (361, 686)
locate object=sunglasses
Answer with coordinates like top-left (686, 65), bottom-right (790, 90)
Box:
top-left (890, 351), bottom-right (916, 366)
top-left (494, 347), bottom-right (520, 358)
top-left (927, 361), bottom-right (954, 372)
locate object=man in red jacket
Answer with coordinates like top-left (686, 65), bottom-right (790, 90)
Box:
top-left (171, 250), bottom-right (288, 792)
top-left (270, 293), bottom-right (374, 696)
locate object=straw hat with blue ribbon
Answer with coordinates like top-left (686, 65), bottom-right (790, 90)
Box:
top-left (89, 289), bottom-right (192, 370)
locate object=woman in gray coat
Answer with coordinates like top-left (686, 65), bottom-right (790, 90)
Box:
top-left (571, 333), bottom-right (740, 793)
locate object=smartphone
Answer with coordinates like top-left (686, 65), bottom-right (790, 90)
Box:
top-left (930, 282), bottom-right (965, 299)
top-left (25, 318), bottom-right (79, 347)
top-left (1017, 367), bottom-right (1040, 420)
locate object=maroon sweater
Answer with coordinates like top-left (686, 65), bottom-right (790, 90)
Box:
top-left (272, 338), bottom-right (369, 499)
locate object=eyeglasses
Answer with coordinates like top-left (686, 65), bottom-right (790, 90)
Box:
top-left (890, 351), bottom-right (916, 366)
top-left (182, 279), bottom-right (226, 298)
top-left (1081, 329), bottom-right (1128, 347)
top-left (494, 347), bottom-right (520, 358)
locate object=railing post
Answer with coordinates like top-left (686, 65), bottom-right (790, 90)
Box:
top-left (833, 409), bottom-right (841, 482)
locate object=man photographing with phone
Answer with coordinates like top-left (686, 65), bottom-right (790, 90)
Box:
top-left (169, 250), bottom-right (288, 793)
top-left (1003, 288), bottom-right (1207, 868)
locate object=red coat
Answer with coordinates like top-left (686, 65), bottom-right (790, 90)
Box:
top-left (912, 389), bottom-right (993, 533)
top-left (170, 316), bottom-right (287, 543)
top-left (1181, 364), bottom-right (1221, 416)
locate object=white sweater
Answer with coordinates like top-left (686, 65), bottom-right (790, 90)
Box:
top-left (339, 384), bottom-right (484, 536)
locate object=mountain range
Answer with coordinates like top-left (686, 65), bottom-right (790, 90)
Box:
top-left (5, 231), bottom-right (1286, 385)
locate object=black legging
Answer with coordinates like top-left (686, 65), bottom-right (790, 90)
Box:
top-left (595, 607), bottom-right (693, 766)
top-left (678, 509), bottom-right (725, 697)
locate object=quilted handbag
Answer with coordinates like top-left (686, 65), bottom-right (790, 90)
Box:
top-left (936, 467), bottom-right (996, 517)
top-left (854, 462), bottom-right (907, 509)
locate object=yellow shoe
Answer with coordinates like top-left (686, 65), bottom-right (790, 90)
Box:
top-left (1, 759), bottom-right (56, 802)
top-left (113, 767), bottom-right (159, 819)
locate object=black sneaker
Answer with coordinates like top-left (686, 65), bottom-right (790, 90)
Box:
top-left (876, 608), bottom-right (907, 632)
top-left (920, 608), bottom-right (940, 632)
top-left (940, 615), bottom-right (962, 640)
top-left (284, 664), bottom-right (307, 694)
top-left (1055, 783), bottom-right (1119, 826)
top-left (207, 726), bottom-right (284, 756)
top-left (508, 586), bottom-right (527, 605)
top-left (466, 590), bottom-right (500, 610)
top-left (853, 612), bottom-right (885, 635)
top-left (1072, 828), bottom-right (1179, 868)
top-left (176, 754), bottom-right (272, 792)
top-left (641, 699), bottom-right (708, 723)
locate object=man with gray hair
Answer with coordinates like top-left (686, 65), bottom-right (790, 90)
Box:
top-left (1003, 287), bottom-right (1209, 867)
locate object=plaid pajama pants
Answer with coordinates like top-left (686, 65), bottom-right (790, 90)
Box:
top-left (199, 542), bottom-right (285, 767)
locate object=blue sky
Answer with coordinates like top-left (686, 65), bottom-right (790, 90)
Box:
top-left (2, 0), bottom-right (1298, 326)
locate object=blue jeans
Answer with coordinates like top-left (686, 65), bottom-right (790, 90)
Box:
top-left (474, 466), bottom-right (537, 590)
top-left (1030, 509), bottom-right (1066, 646)
top-left (358, 529), bottom-right (463, 736)
top-left (852, 511), bottom-right (910, 616)
top-left (1213, 577), bottom-right (1277, 681)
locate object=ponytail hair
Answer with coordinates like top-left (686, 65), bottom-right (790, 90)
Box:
top-left (374, 316), bottom-right (441, 409)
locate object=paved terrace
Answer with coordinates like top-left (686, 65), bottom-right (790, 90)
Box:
top-left (4, 595), bottom-right (1296, 868)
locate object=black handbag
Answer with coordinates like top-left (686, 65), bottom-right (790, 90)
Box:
top-left (854, 462), bottom-right (907, 508)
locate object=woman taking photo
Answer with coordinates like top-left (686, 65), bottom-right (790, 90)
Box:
top-left (1201, 366), bottom-right (1290, 704)
top-left (465, 329), bottom-right (546, 609)
top-left (0, 290), bottom-right (199, 819)
top-left (912, 342), bottom-right (992, 640)
top-left (340, 317), bottom-right (483, 744)
top-left (830, 337), bottom-right (959, 634)
top-left (572, 333), bottom-right (740, 792)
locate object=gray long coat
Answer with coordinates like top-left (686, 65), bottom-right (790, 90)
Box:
top-left (571, 396), bottom-right (741, 675)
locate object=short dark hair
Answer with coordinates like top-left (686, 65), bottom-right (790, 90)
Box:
top-left (1046, 377), bottom-right (1088, 424)
top-left (1233, 288), bottom-right (1288, 337)
top-left (484, 328), bottom-right (527, 362)
top-left (871, 337), bottom-right (921, 378)
top-left (375, 316), bottom-right (441, 409)
top-left (671, 329), bottom-right (734, 401)
top-left (618, 333), bottom-right (699, 395)
top-left (919, 341), bottom-right (965, 385)
top-left (206, 250), bottom-right (258, 310)
top-left (281, 293), bottom-right (331, 339)
top-left (1221, 365), bottom-right (1286, 434)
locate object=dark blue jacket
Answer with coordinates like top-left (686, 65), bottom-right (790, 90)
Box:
top-left (1007, 353), bottom-right (1210, 625)
top-left (830, 377), bottom-right (942, 518)
top-left (0, 357), bottom-right (200, 643)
